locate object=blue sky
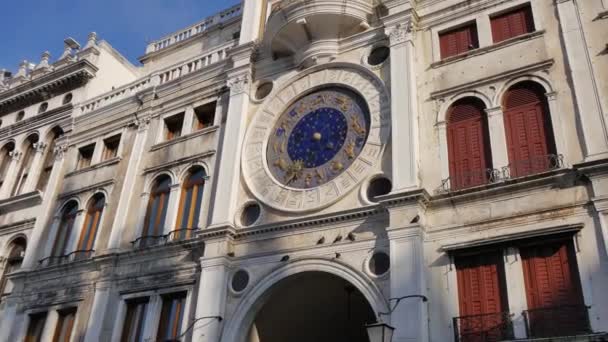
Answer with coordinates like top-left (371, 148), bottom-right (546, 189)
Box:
top-left (0, 0), bottom-right (240, 71)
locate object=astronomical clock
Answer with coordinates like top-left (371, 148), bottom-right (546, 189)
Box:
top-left (242, 66), bottom-right (390, 213)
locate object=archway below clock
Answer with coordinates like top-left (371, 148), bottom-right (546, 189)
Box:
top-left (246, 272), bottom-right (376, 342)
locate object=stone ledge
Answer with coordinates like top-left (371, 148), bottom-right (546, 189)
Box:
top-left (430, 30), bottom-right (545, 69)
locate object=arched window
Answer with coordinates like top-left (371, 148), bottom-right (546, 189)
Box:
top-left (37, 127), bottom-right (63, 192)
top-left (447, 98), bottom-right (492, 190)
top-left (143, 176), bottom-right (172, 244)
top-left (0, 142), bottom-right (15, 189)
top-left (51, 201), bottom-right (79, 258)
top-left (76, 194), bottom-right (105, 256)
top-left (503, 81), bottom-right (556, 178)
top-left (0, 238), bottom-right (26, 301)
top-left (175, 167), bottom-right (206, 240)
top-left (13, 134), bottom-right (39, 195)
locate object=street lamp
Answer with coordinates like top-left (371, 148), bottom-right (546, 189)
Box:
top-left (365, 294), bottom-right (428, 342)
top-left (365, 322), bottom-right (395, 342)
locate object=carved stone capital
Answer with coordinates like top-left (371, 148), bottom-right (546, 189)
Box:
top-left (54, 145), bottom-right (68, 161)
top-left (227, 73), bottom-right (251, 96)
top-left (134, 115), bottom-right (152, 132)
top-left (9, 151), bottom-right (22, 161)
top-left (33, 142), bottom-right (47, 153)
top-left (387, 21), bottom-right (415, 46)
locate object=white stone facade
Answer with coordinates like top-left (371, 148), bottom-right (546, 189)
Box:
top-left (0, 1), bottom-right (607, 341)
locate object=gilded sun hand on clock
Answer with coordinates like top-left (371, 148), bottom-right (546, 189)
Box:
top-left (266, 88), bottom-right (371, 189)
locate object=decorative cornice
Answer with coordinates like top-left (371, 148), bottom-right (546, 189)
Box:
top-left (0, 60), bottom-right (97, 115)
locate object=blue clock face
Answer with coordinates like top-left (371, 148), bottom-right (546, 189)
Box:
top-left (267, 88), bottom-right (370, 189)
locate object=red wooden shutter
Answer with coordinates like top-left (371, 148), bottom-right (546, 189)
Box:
top-left (447, 100), bottom-right (490, 190)
top-left (520, 240), bottom-right (587, 336)
top-left (456, 252), bottom-right (508, 341)
top-left (503, 84), bottom-right (552, 177)
top-left (440, 24), bottom-right (479, 59)
top-left (491, 5), bottom-right (535, 43)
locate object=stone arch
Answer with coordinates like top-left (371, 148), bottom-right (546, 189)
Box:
top-left (3, 234), bottom-right (27, 258)
top-left (437, 90), bottom-right (492, 124)
top-left (54, 198), bottom-right (81, 217)
top-left (178, 162), bottom-right (209, 184)
top-left (144, 170), bottom-right (177, 191)
top-left (220, 257), bottom-right (389, 342)
top-left (493, 74), bottom-right (554, 107)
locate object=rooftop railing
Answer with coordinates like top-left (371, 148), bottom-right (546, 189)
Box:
top-left (80, 40), bottom-right (236, 115)
top-left (453, 311), bottom-right (514, 342)
top-left (145, 4), bottom-right (242, 54)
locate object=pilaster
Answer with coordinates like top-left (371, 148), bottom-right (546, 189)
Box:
top-left (381, 190), bottom-right (429, 342)
top-left (385, 19), bottom-right (420, 191)
top-left (545, 92), bottom-right (569, 165)
top-left (209, 48), bottom-right (253, 228)
top-left (555, 0), bottom-right (608, 160)
top-left (108, 118), bottom-right (150, 250)
top-left (193, 238), bottom-right (232, 342)
top-left (83, 283), bottom-right (113, 342)
top-left (21, 144), bottom-right (68, 269)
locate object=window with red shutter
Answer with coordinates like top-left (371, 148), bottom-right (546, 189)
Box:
top-left (520, 239), bottom-right (589, 337)
top-left (503, 82), bottom-right (556, 178)
top-left (446, 98), bottom-right (492, 190)
top-left (455, 251), bottom-right (510, 342)
top-left (491, 4), bottom-right (535, 43)
top-left (439, 23), bottom-right (479, 59)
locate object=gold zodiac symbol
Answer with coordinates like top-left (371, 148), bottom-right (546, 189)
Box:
top-left (344, 140), bottom-right (356, 160)
top-left (351, 116), bottom-right (366, 136)
top-left (274, 158), bottom-right (289, 172)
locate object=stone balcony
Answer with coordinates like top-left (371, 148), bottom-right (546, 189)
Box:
top-left (264, 0), bottom-right (374, 65)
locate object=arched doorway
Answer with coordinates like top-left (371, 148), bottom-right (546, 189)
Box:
top-left (246, 272), bottom-right (376, 342)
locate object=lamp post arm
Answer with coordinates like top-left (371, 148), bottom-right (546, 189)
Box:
top-left (176, 315), bottom-right (223, 340)
top-left (378, 294), bottom-right (428, 317)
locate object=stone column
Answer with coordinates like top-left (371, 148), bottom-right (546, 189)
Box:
top-left (555, 0), bottom-right (608, 160)
top-left (21, 145), bottom-right (68, 269)
top-left (0, 151), bottom-right (22, 199)
top-left (21, 142), bottom-right (46, 193)
top-left (108, 118), bottom-right (150, 251)
top-left (209, 52), bottom-right (252, 228)
top-left (386, 21), bottom-right (419, 191)
top-left (164, 184), bottom-right (182, 236)
top-left (486, 107), bottom-right (510, 171)
top-left (503, 247), bottom-right (528, 339)
top-left (437, 122), bottom-right (450, 182)
top-left (192, 240), bottom-right (230, 342)
top-left (545, 92), bottom-right (569, 165)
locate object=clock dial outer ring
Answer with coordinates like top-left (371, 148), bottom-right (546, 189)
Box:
top-left (242, 65), bottom-right (390, 213)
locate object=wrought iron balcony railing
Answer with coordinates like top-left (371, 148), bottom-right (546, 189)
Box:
top-left (131, 228), bottom-right (199, 249)
top-left (439, 154), bottom-right (564, 193)
top-left (453, 311), bottom-right (514, 342)
top-left (38, 250), bottom-right (95, 267)
top-left (523, 305), bottom-right (592, 339)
